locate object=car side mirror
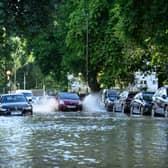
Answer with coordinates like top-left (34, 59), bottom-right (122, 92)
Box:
top-left (28, 99), bottom-right (32, 103)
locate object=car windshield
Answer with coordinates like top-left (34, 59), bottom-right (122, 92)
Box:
top-left (59, 93), bottom-right (79, 100)
top-left (128, 92), bottom-right (138, 98)
top-left (1, 95), bottom-right (27, 103)
top-left (22, 92), bottom-right (32, 97)
top-left (108, 92), bottom-right (117, 97)
top-left (143, 94), bottom-right (153, 101)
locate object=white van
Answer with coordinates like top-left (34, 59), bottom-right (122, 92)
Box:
top-left (15, 90), bottom-right (33, 101)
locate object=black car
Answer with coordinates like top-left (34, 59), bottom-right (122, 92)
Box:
top-left (113, 90), bottom-right (139, 113)
top-left (152, 86), bottom-right (168, 117)
top-left (104, 90), bottom-right (118, 111)
top-left (0, 93), bottom-right (33, 116)
top-left (130, 92), bottom-right (154, 115)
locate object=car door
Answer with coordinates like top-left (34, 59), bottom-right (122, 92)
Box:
top-left (159, 88), bottom-right (168, 113)
top-left (114, 92), bottom-right (124, 112)
top-left (134, 94), bottom-right (141, 113)
top-left (119, 91), bottom-right (128, 112)
top-left (155, 88), bottom-right (165, 114)
top-left (131, 94), bottom-right (140, 113)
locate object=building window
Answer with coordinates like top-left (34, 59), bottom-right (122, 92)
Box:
top-left (153, 80), bottom-right (156, 85)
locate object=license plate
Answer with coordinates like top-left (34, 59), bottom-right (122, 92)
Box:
top-left (67, 105), bottom-right (76, 109)
top-left (11, 111), bottom-right (22, 115)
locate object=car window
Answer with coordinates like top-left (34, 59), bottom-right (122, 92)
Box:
top-left (143, 94), bottom-right (153, 101)
top-left (1, 95), bottom-right (27, 103)
top-left (59, 93), bottom-right (79, 100)
top-left (120, 91), bottom-right (128, 98)
top-left (108, 91), bottom-right (117, 97)
top-left (22, 92), bottom-right (33, 97)
top-left (128, 92), bottom-right (137, 98)
top-left (134, 94), bottom-right (139, 99)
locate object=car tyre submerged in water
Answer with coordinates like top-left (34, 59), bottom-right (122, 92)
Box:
top-left (130, 106), bottom-right (134, 115)
top-left (164, 106), bottom-right (168, 118)
top-left (151, 105), bottom-right (156, 117)
top-left (140, 106), bottom-right (144, 115)
top-left (22, 111), bottom-right (33, 116)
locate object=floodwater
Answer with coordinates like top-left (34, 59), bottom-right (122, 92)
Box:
top-left (0, 95), bottom-right (168, 168)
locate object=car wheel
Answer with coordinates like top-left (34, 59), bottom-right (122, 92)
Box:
top-left (130, 106), bottom-right (134, 116)
top-left (151, 105), bottom-right (155, 117)
top-left (107, 106), bottom-right (113, 112)
top-left (105, 104), bottom-right (109, 111)
top-left (112, 105), bottom-right (116, 112)
top-left (23, 111), bottom-right (32, 116)
top-left (140, 106), bottom-right (144, 115)
top-left (121, 105), bottom-right (125, 113)
top-left (164, 106), bottom-right (168, 118)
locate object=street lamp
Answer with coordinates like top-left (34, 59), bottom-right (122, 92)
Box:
top-left (6, 70), bottom-right (11, 79)
top-left (6, 70), bottom-right (11, 93)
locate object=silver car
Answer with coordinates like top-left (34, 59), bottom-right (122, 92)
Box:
top-left (152, 86), bottom-right (168, 117)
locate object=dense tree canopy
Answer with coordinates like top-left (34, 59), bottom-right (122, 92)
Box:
top-left (0, 0), bottom-right (167, 92)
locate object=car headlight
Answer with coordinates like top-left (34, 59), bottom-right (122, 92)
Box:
top-left (0, 106), bottom-right (7, 112)
top-left (59, 100), bottom-right (64, 105)
top-left (24, 106), bottom-right (32, 110)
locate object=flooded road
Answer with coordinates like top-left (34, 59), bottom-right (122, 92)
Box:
top-left (0, 111), bottom-right (168, 168)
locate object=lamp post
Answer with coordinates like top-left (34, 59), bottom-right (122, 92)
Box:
top-left (86, 14), bottom-right (89, 93)
top-left (24, 72), bottom-right (26, 90)
top-left (84, 0), bottom-right (89, 93)
top-left (6, 70), bottom-right (11, 93)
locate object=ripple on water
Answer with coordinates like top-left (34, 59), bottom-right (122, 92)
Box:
top-left (0, 112), bottom-right (168, 167)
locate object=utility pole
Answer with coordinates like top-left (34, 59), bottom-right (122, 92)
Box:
top-left (14, 60), bottom-right (17, 90)
top-left (84, 0), bottom-right (89, 93)
top-left (86, 14), bottom-right (89, 93)
top-left (24, 72), bottom-right (26, 90)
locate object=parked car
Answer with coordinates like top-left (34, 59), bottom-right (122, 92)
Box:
top-left (78, 93), bottom-right (88, 101)
top-left (15, 89), bottom-right (33, 102)
top-left (152, 85), bottom-right (168, 117)
top-left (113, 90), bottom-right (139, 113)
top-left (104, 90), bottom-right (118, 111)
top-left (55, 92), bottom-right (82, 111)
top-left (130, 92), bottom-right (154, 115)
top-left (0, 93), bottom-right (33, 116)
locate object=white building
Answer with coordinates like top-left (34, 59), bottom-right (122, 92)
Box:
top-left (134, 71), bottom-right (158, 92)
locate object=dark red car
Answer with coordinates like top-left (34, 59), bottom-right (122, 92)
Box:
top-left (55, 92), bottom-right (82, 111)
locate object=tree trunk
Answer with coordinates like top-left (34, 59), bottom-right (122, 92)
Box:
top-left (88, 70), bottom-right (100, 92)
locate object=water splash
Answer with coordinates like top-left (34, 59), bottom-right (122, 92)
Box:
top-left (33, 96), bottom-right (58, 113)
top-left (33, 93), bottom-right (105, 113)
top-left (82, 93), bottom-right (105, 112)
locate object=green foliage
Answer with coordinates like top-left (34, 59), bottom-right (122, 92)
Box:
top-left (0, 0), bottom-right (168, 92)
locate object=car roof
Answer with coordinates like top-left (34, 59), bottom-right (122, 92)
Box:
top-left (1, 93), bottom-right (24, 97)
top-left (58, 92), bottom-right (78, 95)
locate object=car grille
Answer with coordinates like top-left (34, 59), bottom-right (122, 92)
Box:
top-left (8, 107), bottom-right (24, 111)
top-left (65, 101), bottom-right (78, 105)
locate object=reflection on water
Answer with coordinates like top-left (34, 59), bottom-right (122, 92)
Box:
top-left (0, 112), bottom-right (168, 168)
